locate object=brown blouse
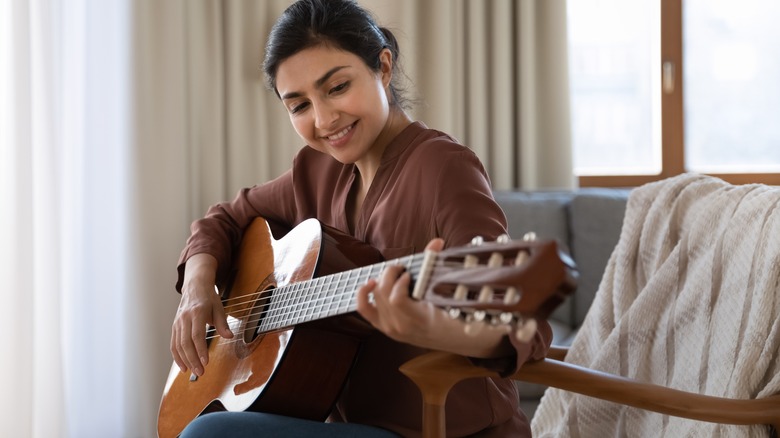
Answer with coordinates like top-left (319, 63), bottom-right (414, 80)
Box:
top-left (176, 122), bottom-right (551, 437)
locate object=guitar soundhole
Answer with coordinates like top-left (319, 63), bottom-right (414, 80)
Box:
top-left (242, 285), bottom-right (275, 344)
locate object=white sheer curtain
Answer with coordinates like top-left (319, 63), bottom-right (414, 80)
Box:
top-left (0, 1), bottom-right (295, 436)
top-left (0, 0), bottom-right (135, 436)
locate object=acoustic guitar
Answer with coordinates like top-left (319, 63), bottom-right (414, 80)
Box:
top-left (157, 217), bottom-right (577, 438)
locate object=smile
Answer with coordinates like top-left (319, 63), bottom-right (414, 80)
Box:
top-left (326, 123), bottom-right (355, 141)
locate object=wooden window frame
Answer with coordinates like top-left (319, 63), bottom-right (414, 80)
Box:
top-left (578, 0), bottom-right (780, 188)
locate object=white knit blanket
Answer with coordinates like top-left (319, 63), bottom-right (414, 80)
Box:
top-left (532, 173), bottom-right (780, 437)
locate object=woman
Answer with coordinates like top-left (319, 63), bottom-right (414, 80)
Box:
top-left (172, 0), bottom-right (552, 436)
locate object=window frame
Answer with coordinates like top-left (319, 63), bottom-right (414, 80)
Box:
top-left (578, 0), bottom-right (780, 188)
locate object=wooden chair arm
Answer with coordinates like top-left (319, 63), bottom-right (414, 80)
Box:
top-left (515, 357), bottom-right (780, 429)
top-left (400, 350), bottom-right (780, 438)
top-left (545, 345), bottom-right (569, 361)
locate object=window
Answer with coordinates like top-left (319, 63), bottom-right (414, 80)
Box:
top-left (569, 0), bottom-right (780, 187)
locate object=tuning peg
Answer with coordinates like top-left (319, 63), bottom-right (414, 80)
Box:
top-left (453, 284), bottom-right (468, 301)
top-left (478, 286), bottom-right (493, 303)
top-left (448, 307), bottom-right (462, 319)
top-left (487, 252), bottom-right (504, 267)
top-left (514, 251), bottom-right (529, 266)
top-left (522, 231), bottom-right (537, 242)
top-left (497, 234), bottom-right (511, 243)
top-left (470, 236), bottom-right (485, 246)
top-left (504, 288), bottom-right (520, 305)
top-left (515, 318), bottom-right (538, 342)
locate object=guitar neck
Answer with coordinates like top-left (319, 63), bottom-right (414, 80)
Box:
top-left (256, 253), bottom-right (424, 333)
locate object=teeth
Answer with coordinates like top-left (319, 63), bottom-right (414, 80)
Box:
top-left (328, 125), bottom-right (352, 140)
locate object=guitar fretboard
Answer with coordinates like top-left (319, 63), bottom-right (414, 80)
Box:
top-left (256, 253), bottom-right (425, 333)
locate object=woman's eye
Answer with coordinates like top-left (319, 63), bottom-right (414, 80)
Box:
top-left (290, 102), bottom-right (309, 114)
top-left (330, 82), bottom-right (349, 94)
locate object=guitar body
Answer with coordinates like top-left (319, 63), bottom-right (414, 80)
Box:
top-left (157, 218), bottom-right (383, 438)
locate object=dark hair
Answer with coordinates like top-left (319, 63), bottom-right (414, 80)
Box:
top-left (263, 0), bottom-right (409, 108)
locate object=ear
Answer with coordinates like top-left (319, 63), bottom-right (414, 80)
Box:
top-left (378, 48), bottom-right (393, 88)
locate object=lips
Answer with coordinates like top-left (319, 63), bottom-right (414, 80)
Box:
top-left (327, 124), bottom-right (353, 140)
top-left (323, 121), bottom-right (357, 147)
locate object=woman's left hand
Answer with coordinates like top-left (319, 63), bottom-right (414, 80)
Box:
top-left (355, 238), bottom-right (517, 358)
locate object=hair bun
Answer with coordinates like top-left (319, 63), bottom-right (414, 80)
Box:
top-left (379, 27), bottom-right (399, 61)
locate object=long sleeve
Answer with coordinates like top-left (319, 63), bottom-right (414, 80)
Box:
top-left (175, 169), bottom-right (296, 292)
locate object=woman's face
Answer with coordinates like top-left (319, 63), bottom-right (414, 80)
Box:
top-left (275, 45), bottom-right (394, 166)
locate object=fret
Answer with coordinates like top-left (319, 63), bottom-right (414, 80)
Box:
top-left (266, 286), bottom-right (280, 331)
top-left (299, 280), bottom-right (312, 324)
top-left (258, 285), bottom-right (280, 333)
top-left (323, 272), bottom-right (337, 316)
top-left (342, 271), bottom-right (360, 312)
top-left (338, 267), bottom-right (349, 314)
top-left (330, 270), bottom-right (344, 315)
top-left (291, 283), bottom-right (308, 325)
top-left (273, 284), bottom-right (288, 330)
top-left (288, 285), bottom-right (299, 326)
top-left (302, 280), bottom-right (314, 323)
top-left (310, 276), bottom-right (327, 321)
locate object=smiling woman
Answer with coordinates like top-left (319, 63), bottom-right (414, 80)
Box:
top-left (274, 46), bottom-right (405, 189)
top-left (168, 0), bottom-right (552, 437)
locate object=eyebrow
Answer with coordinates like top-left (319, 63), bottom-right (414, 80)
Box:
top-left (280, 65), bottom-right (350, 100)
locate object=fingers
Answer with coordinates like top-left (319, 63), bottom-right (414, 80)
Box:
top-left (191, 321), bottom-right (208, 372)
top-left (170, 294), bottom-right (229, 376)
top-left (386, 270), bottom-right (411, 304)
top-left (213, 304), bottom-right (234, 339)
top-left (172, 318), bottom-right (204, 376)
top-left (356, 265), bottom-right (413, 334)
top-left (171, 327), bottom-right (188, 373)
top-left (355, 279), bottom-right (378, 321)
top-left (425, 238), bottom-right (445, 252)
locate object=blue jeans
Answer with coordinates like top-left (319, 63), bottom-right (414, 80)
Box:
top-left (180, 411), bottom-right (401, 438)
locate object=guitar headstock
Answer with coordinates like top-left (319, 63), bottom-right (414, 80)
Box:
top-left (411, 233), bottom-right (577, 342)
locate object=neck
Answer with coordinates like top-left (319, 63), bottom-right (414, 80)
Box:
top-left (354, 107), bottom-right (413, 189)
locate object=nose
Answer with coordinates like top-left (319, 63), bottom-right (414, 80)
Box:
top-left (312, 100), bottom-right (338, 131)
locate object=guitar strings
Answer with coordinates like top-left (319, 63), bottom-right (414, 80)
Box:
top-left (204, 255), bottom-right (424, 342)
top-left (232, 257), bottom-right (513, 329)
top-left (219, 254), bottom-right (420, 312)
top-left (213, 260), bottom-right (430, 342)
top-left (203, 257), bottom-right (479, 343)
top-left (206, 277), bottom-right (505, 344)
top-left (203, 244), bottom-right (526, 344)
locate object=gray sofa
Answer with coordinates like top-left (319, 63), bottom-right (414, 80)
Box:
top-left (492, 188), bottom-right (632, 418)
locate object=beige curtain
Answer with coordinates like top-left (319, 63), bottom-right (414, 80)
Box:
top-left (134, 0), bottom-right (301, 223)
top-left (363, 0), bottom-right (574, 190)
top-left (130, 1), bottom-right (300, 435)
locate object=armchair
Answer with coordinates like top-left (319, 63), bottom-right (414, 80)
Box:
top-left (402, 174), bottom-right (780, 437)
top-left (400, 348), bottom-right (780, 438)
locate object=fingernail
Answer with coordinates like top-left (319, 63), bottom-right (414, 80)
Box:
top-left (200, 356), bottom-right (208, 366)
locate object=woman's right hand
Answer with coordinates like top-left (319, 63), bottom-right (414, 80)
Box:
top-left (171, 253), bottom-right (234, 376)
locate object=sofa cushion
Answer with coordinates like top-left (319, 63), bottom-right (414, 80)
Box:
top-left (568, 188), bottom-right (631, 326)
